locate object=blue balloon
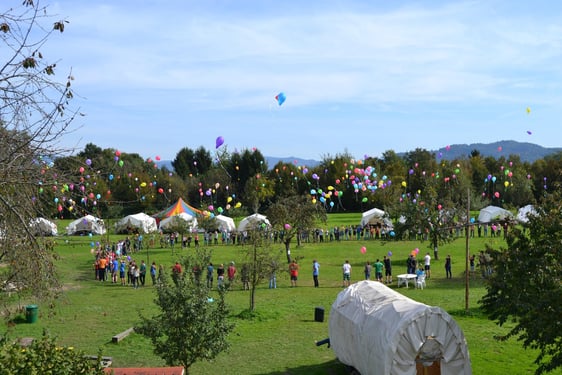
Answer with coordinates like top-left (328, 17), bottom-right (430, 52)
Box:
top-left (275, 92), bottom-right (286, 106)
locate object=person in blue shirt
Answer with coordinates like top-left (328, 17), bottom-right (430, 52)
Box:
top-left (312, 260), bottom-right (320, 288)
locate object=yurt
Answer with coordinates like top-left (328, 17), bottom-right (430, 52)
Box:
top-left (115, 213), bottom-right (158, 234)
top-left (66, 215), bottom-right (106, 235)
top-left (329, 281), bottom-right (472, 375)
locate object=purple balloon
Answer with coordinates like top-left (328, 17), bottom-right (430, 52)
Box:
top-left (215, 136), bottom-right (224, 149)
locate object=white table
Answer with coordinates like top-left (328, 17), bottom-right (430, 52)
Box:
top-left (397, 274), bottom-right (418, 288)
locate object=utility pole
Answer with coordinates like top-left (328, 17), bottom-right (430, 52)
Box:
top-left (465, 188), bottom-right (470, 312)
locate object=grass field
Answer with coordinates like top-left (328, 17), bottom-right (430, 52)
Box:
top-left (2, 213), bottom-right (560, 375)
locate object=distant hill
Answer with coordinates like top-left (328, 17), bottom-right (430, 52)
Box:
top-left (432, 140), bottom-right (562, 162)
top-left (155, 141), bottom-right (561, 172)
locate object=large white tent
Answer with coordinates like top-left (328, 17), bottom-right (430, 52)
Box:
top-left (329, 281), bottom-right (472, 375)
top-left (159, 212), bottom-right (198, 232)
top-left (115, 213), bottom-right (158, 234)
top-left (516, 204), bottom-right (537, 224)
top-left (214, 215), bottom-right (236, 232)
top-left (360, 207), bottom-right (393, 229)
top-left (30, 218), bottom-right (58, 236)
top-left (66, 215), bottom-right (106, 235)
top-left (477, 205), bottom-right (513, 223)
top-left (237, 213), bottom-right (270, 232)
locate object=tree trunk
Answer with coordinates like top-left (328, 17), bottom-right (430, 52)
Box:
top-left (284, 240), bottom-right (291, 263)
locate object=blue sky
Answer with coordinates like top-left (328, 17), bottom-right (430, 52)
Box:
top-left (46, 0), bottom-right (562, 161)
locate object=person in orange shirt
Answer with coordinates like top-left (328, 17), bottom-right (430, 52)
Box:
top-left (97, 256), bottom-right (107, 282)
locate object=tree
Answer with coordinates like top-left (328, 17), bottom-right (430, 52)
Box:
top-left (0, 1), bottom-right (77, 311)
top-left (267, 195), bottom-right (327, 263)
top-left (479, 191), bottom-right (562, 375)
top-left (136, 248), bottom-right (234, 373)
top-left (0, 331), bottom-right (105, 374)
top-left (241, 228), bottom-right (283, 311)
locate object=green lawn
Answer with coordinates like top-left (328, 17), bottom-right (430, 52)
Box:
top-left (2, 213), bottom-right (560, 375)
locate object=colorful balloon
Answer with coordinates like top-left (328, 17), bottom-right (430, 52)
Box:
top-left (360, 246), bottom-right (367, 254)
top-left (275, 92), bottom-right (286, 106)
top-left (215, 136), bottom-right (224, 149)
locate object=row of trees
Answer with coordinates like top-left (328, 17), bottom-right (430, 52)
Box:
top-left (46, 142), bottom-right (560, 222)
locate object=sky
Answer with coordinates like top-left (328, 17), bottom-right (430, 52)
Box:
top-left (40, 0), bottom-right (562, 161)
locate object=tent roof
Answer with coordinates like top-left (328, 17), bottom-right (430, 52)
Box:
top-left (329, 281), bottom-right (472, 375)
top-left (477, 205), bottom-right (513, 223)
top-left (115, 213), bottom-right (158, 234)
top-left (214, 215), bottom-right (236, 232)
top-left (66, 215), bottom-right (106, 235)
top-left (153, 198), bottom-right (201, 219)
top-left (360, 208), bottom-right (393, 228)
top-left (516, 204), bottom-right (537, 224)
top-left (30, 218), bottom-right (58, 236)
top-left (237, 213), bottom-right (270, 232)
top-left (159, 212), bottom-right (198, 231)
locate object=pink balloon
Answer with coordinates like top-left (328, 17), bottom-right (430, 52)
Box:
top-left (360, 246), bottom-right (367, 254)
top-left (284, 223), bottom-right (291, 230)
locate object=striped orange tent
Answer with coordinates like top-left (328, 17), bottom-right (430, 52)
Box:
top-left (153, 198), bottom-right (201, 219)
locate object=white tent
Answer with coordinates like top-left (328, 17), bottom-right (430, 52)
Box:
top-left (237, 213), bottom-right (270, 232)
top-left (66, 215), bottom-right (106, 235)
top-left (516, 204), bottom-right (537, 224)
top-left (115, 213), bottom-right (158, 234)
top-left (329, 281), bottom-right (472, 375)
top-left (159, 212), bottom-right (198, 232)
top-left (30, 218), bottom-right (58, 236)
top-left (477, 205), bottom-right (513, 223)
top-left (360, 207), bottom-right (393, 229)
top-left (214, 215), bottom-right (236, 232)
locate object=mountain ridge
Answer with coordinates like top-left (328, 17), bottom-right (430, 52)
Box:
top-left (155, 140), bottom-right (562, 171)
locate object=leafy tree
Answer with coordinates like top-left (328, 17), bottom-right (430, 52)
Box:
top-left (267, 195), bottom-right (327, 263)
top-left (0, 0), bottom-right (77, 311)
top-left (479, 192), bottom-right (562, 375)
top-left (241, 227), bottom-right (283, 311)
top-left (136, 248), bottom-right (234, 373)
top-left (0, 331), bottom-right (105, 374)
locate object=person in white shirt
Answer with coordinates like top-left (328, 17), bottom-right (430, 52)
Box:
top-left (342, 260), bottom-right (352, 287)
top-left (424, 252), bottom-right (431, 279)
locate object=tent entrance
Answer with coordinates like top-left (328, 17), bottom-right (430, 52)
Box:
top-left (415, 357), bottom-right (441, 375)
top-left (415, 337), bottom-right (442, 375)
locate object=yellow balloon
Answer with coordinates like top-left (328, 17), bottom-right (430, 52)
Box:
top-left (328, 186), bottom-right (334, 190)
top-left (235, 202), bottom-right (242, 208)
top-left (227, 197), bottom-right (233, 203)
top-left (504, 181), bottom-right (509, 187)
top-left (312, 198), bottom-right (317, 204)
top-left (401, 181), bottom-right (407, 187)
top-left (140, 182), bottom-right (147, 187)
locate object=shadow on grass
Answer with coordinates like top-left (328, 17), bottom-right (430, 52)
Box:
top-left (255, 358), bottom-right (352, 375)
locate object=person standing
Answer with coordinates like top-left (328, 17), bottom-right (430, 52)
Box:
top-left (269, 260), bottom-right (277, 289)
top-left (217, 264), bottom-right (225, 289)
top-left (289, 259), bottom-right (299, 287)
top-left (227, 261), bottom-right (237, 284)
top-left (312, 259), bottom-right (320, 288)
top-left (97, 256), bottom-right (107, 282)
top-left (383, 255), bottom-right (392, 284)
top-left (139, 260), bottom-right (147, 286)
top-left (150, 262), bottom-right (157, 285)
top-left (206, 262), bottom-right (214, 288)
top-left (423, 252), bottom-right (431, 279)
top-left (445, 254), bottom-right (452, 279)
top-left (342, 260), bottom-right (352, 287)
top-left (374, 259), bottom-right (384, 282)
top-left (364, 261), bottom-right (372, 280)
top-left (119, 259), bottom-right (126, 286)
